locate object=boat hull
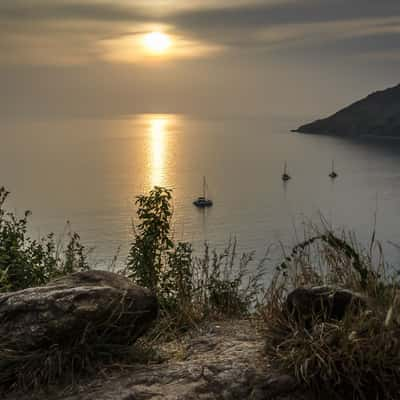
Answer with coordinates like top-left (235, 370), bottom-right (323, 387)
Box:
top-left (193, 199), bottom-right (213, 207)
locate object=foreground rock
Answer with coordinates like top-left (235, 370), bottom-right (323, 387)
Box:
top-left (285, 286), bottom-right (366, 325)
top-left (5, 320), bottom-right (310, 400)
top-left (294, 83), bottom-right (400, 137)
top-left (0, 270), bottom-right (158, 349)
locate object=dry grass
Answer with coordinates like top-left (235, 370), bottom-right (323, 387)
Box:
top-left (144, 239), bottom-right (267, 342)
top-left (0, 302), bottom-right (160, 393)
top-left (261, 226), bottom-right (400, 399)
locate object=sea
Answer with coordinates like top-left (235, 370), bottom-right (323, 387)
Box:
top-left (2, 114), bottom-right (400, 276)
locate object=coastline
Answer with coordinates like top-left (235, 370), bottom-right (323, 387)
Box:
top-left (291, 129), bottom-right (400, 140)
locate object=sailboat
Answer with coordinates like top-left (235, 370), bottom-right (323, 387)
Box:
top-left (329, 160), bottom-right (338, 179)
top-left (193, 176), bottom-right (213, 207)
top-left (282, 161), bottom-right (291, 181)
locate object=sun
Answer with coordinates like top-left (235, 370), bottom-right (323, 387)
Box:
top-left (143, 32), bottom-right (171, 54)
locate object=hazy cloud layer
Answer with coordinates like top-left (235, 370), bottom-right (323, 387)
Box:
top-left (1, 0), bottom-right (399, 116)
top-left (1, 0), bottom-right (400, 64)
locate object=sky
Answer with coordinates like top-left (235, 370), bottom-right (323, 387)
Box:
top-left (1, 0), bottom-right (400, 119)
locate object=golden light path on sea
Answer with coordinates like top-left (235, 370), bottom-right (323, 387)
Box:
top-left (148, 115), bottom-right (169, 188)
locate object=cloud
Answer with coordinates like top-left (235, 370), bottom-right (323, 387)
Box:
top-left (253, 17), bottom-right (400, 51)
top-left (0, 1), bottom-right (150, 22)
top-left (1, 0), bottom-right (400, 66)
top-left (165, 1), bottom-right (400, 48)
top-left (100, 30), bottom-right (223, 64)
top-left (169, 0), bottom-right (400, 31)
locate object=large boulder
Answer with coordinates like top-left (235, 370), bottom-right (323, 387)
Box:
top-left (0, 270), bottom-right (158, 350)
top-left (285, 286), bottom-right (366, 325)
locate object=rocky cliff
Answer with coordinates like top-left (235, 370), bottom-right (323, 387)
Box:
top-left (295, 83), bottom-right (400, 137)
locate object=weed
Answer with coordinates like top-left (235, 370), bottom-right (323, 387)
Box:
top-left (0, 187), bottom-right (89, 292)
top-left (262, 226), bottom-right (400, 399)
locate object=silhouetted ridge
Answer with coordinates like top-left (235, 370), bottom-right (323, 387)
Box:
top-left (294, 83), bottom-right (400, 137)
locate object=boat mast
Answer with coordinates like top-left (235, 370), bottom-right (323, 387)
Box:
top-left (203, 176), bottom-right (206, 199)
top-left (284, 161), bottom-right (287, 175)
top-left (332, 160), bottom-right (335, 173)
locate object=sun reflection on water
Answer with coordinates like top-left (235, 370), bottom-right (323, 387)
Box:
top-left (133, 114), bottom-right (180, 190)
top-left (149, 116), bottom-right (167, 188)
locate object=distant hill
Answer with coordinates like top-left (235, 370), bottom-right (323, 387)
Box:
top-left (294, 84), bottom-right (400, 137)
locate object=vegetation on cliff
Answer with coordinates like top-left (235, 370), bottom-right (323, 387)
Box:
top-left (2, 185), bottom-right (400, 399)
top-left (126, 187), bottom-right (265, 335)
top-left (0, 186), bottom-right (264, 391)
top-left (0, 187), bottom-right (90, 292)
top-left (262, 228), bottom-right (400, 399)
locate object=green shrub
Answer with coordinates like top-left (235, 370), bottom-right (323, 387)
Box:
top-left (262, 227), bottom-right (400, 400)
top-left (127, 186), bottom-right (174, 292)
top-left (127, 187), bottom-right (266, 333)
top-left (0, 187), bottom-right (89, 292)
top-left (163, 241), bottom-right (194, 309)
top-left (126, 186), bottom-right (194, 312)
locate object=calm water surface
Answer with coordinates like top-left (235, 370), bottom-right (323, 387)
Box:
top-left (2, 114), bottom-right (400, 272)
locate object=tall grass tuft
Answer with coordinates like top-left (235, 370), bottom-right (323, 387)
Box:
top-left (261, 226), bottom-right (400, 400)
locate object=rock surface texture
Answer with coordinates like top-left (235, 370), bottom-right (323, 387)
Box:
top-left (5, 320), bottom-right (311, 400)
top-left (0, 270), bottom-right (158, 349)
top-left (295, 83), bottom-right (400, 137)
top-left (285, 286), bottom-right (366, 324)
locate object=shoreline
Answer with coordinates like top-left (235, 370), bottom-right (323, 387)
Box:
top-left (291, 129), bottom-right (400, 140)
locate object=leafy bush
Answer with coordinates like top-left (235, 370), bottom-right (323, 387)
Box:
top-left (0, 187), bottom-right (89, 292)
top-left (262, 227), bottom-right (400, 400)
top-left (127, 187), bottom-right (174, 291)
top-left (127, 187), bottom-right (265, 332)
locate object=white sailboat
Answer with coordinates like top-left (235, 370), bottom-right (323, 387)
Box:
top-left (193, 176), bottom-right (213, 207)
top-left (329, 160), bottom-right (338, 179)
top-left (282, 161), bottom-right (291, 181)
